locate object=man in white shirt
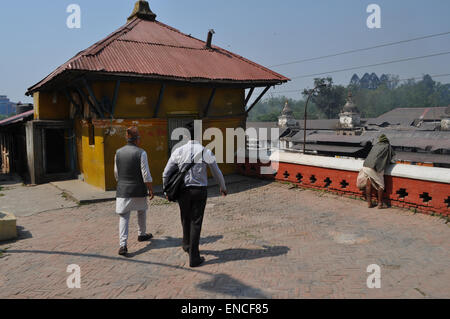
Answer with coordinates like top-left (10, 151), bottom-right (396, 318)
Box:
top-left (163, 122), bottom-right (227, 267)
top-left (114, 127), bottom-right (154, 256)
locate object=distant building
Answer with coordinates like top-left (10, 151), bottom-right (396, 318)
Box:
top-left (0, 95), bottom-right (16, 116)
top-left (0, 109), bottom-right (34, 177)
top-left (278, 101), bottom-right (299, 129)
top-left (337, 92), bottom-right (362, 134)
top-left (440, 106), bottom-right (450, 131)
top-left (247, 102), bottom-right (450, 168)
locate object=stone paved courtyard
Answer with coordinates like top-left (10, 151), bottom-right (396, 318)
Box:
top-left (0, 178), bottom-right (449, 299)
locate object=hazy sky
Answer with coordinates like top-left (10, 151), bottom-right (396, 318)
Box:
top-left (1, 0), bottom-right (450, 103)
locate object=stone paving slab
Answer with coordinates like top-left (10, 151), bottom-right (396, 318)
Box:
top-left (50, 180), bottom-right (117, 205)
top-left (50, 174), bottom-right (248, 204)
top-left (0, 178), bottom-right (449, 299)
top-left (0, 183), bottom-right (78, 217)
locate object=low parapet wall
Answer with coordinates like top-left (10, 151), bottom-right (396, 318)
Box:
top-left (237, 151), bottom-right (450, 217)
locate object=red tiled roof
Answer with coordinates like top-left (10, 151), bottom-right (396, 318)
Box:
top-left (27, 18), bottom-right (289, 94)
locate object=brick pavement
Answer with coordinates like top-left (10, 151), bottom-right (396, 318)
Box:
top-left (0, 178), bottom-right (449, 298)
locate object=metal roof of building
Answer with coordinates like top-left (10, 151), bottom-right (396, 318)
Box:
top-left (393, 151), bottom-right (450, 165)
top-left (286, 130), bottom-right (450, 151)
top-left (27, 17), bottom-right (289, 94)
top-left (289, 131), bottom-right (376, 145)
top-left (292, 144), bottom-right (365, 154)
top-left (366, 107), bottom-right (448, 126)
top-left (0, 110), bottom-right (34, 127)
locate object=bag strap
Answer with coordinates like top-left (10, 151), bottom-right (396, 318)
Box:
top-left (180, 148), bottom-right (202, 174)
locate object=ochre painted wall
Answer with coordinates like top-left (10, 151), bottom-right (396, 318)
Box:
top-left (91, 117), bottom-right (244, 190)
top-left (33, 83), bottom-right (245, 121)
top-left (99, 82), bottom-right (244, 190)
top-left (202, 117), bottom-right (246, 176)
top-left (100, 119), bottom-right (169, 190)
top-left (33, 91), bottom-right (71, 120)
top-left (110, 82), bottom-right (245, 119)
top-left (74, 119), bottom-right (83, 173)
top-left (92, 81), bottom-right (160, 119)
top-left (36, 81), bottom-right (246, 190)
top-left (79, 120), bottom-right (107, 190)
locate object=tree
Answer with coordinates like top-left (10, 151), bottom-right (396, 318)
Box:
top-left (379, 74), bottom-right (399, 89)
top-left (302, 77), bottom-right (347, 119)
top-left (247, 74), bottom-right (450, 122)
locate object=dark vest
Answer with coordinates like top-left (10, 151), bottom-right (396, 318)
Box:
top-left (116, 143), bottom-right (148, 198)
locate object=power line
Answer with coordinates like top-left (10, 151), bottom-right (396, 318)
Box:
top-left (290, 51), bottom-right (450, 79)
top-left (271, 73), bottom-right (450, 95)
top-left (269, 31), bottom-right (450, 68)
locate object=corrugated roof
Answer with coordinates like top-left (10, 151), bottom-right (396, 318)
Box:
top-left (27, 18), bottom-right (289, 94)
top-left (292, 144), bottom-right (364, 154)
top-left (394, 152), bottom-right (450, 165)
top-left (287, 130), bottom-right (450, 152)
top-left (0, 110), bottom-right (34, 127)
top-left (290, 132), bottom-right (376, 145)
top-left (304, 119), bottom-right (339, 130)
top-left (367, 107), bottom-right (447, 126)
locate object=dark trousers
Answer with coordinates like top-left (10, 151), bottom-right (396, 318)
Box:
top-left (178, 186), bottom-right (208, 263)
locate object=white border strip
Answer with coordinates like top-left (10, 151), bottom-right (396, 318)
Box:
top-left (269, 150), bottom-right (450, 184)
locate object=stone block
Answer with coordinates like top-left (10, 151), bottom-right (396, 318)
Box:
top-left (0, 211), bottom-right (17, 241)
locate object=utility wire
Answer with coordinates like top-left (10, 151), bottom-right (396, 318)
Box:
top-left (269, 31), bottom-right (450, 68)
top-left (271, 73), bottom-right (450, 95)
top-left (290, 51), bottom-right (450, 79)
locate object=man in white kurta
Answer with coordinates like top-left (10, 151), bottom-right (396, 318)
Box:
top-left (114, 127), bottom-right (154, 256)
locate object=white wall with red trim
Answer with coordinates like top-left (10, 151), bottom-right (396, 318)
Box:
top-left (237, 151), bottom-right (450, 217)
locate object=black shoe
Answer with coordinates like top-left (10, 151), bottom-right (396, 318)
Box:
top-left (118, 246), bottom-right (128, 256)
top-left (138, 233), bottom-right (153, 242)
top-left (190, 256), bottom-right (205, 268)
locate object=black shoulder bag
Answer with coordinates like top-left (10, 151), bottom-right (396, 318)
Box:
top-left (163, 152), bottom-right (200, 202)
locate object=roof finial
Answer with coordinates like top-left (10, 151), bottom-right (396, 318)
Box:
top-left (342, 91), bottom-right (359, 113)
top-left (281, 100), bottom-right (293, 115)
top-left (128, 0), bottom-right (157, 22)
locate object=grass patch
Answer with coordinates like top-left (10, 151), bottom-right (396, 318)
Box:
top-left (233, 229), bottom-right (258, 240)
top-left (0, 247), bottom-right (9, 258)
top-left (150, 197), bottom-right (173, 206)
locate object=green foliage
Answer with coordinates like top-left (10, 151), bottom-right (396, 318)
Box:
top-left (248, 74), bottom-right (450, 121)
top-left (0, 247), bottom-right (8, 258)
top-left (302, 77), bottom-right (347, 119)
top-left (354, 75), bottom-right (450, 118)
top-left (247, 95), bottom-right (324, 122)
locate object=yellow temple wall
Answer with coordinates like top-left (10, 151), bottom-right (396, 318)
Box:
top-left (34, 82), bottom-right (246, 190)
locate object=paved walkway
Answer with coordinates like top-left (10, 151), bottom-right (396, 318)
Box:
top-left (0, 180), bottom-right (78, 217)
top-left (0, 178), bottom-right (449, 298)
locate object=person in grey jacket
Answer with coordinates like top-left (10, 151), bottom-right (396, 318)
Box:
top-left (361, 134), bottom-right (395, 209)
top-left (163, 122), bottom-right (227, 267)
top-left (114, 127), bottom-right (154, 256)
